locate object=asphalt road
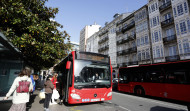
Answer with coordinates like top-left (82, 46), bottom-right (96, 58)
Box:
top-left (66, 91), bottom-right (188, 111)
top-left (1, 90), bottom-right (188, 111)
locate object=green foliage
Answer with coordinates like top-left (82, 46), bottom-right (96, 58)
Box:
top-left (0, 0), bottom-right (72, 70)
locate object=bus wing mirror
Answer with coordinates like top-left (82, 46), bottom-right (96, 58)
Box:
top-left (66, 61), bottom-right (71, 69)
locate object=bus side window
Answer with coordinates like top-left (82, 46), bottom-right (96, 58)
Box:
top-left (166, 70), bottom-right (187, 84)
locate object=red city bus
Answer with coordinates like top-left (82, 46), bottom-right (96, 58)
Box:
top-left (118, 60), bottom-right (190, 102)
top-left (54, 51), bottom-right (112, 104)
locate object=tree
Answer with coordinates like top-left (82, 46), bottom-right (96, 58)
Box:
top-left (0, 0), bottom-right (72, 71)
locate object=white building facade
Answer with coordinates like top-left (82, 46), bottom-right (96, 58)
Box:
top-left (79, 24), bottom-right (101, 51)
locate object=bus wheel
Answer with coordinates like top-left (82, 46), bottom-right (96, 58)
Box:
top-left (134, 87), bottom-right (145, 96)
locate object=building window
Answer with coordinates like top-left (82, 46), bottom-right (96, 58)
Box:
top-left (154, 32), bottom-right (159, 42)
top-left (153, 47), bottom-right (156, 58)
top-left (157, 16), bottom-right (159, 24)
top-left (169, 45), bottom-right (177, 56)
top-left (156, 46), bottom-right (161, 58)
top-left (183, 39), bottom-right (190, 54)
top-left (159, 31), bottom-right (162, 41)
top-left (180, 21), bottom-right (187, 34)
top-left (177, 4), bottom-right (184, 16)
top-left (184, 2), bottom-right (188, 13)
top-left (142, 50), bottom-right (145, 60)
top-left (145, 35), bottom-right (149, 45)
top-left (141, 37), bottom-right (145, 46)
top-left (153, 17), bottom-right (157, 26)
top-left (146, 49), bottom-right (150, 59)
top-left (176, 24), bottom-right (180, 35)
top-left (138, 51), bottom-right (141, 61)
top-left (178, 41), bottom-right (183, 54)
top-left (152, 33), bottom-right (154, 43)
top-left (173, 7), bottom-right (177, 17)
top-left (187, 19), bottom-right (190, 32)
top-left (137, 38), bottom-right (140, 47)
top-left (161, 46), bottom-right (164, 57)
top-left (151, 4), bottom-right (155, 12)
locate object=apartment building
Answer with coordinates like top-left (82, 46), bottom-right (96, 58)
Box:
top-left (171, 0), bottom-right (190, 60)
top-left (86, 13), bottom-right (130, 75)
top-left (83, 0), bottom-right (190, 75)
top-left (79, 23), bottom-right (101, 51)
top-left (86, 32), bottom-right (99, 53)
top-left (148, 0), bottom-right (165, 63)
top-left (116, 13), bottom-right (138, 67)
top-left (135, 5), bottom-right (152, 65)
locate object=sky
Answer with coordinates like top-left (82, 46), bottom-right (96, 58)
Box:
top-left (46, 0), bottom-right (148, 44)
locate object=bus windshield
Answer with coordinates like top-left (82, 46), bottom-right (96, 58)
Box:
top-left (74, 60), bottom-right (111, 89)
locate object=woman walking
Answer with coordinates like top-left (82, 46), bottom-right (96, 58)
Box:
top-left (44, 75), bottom-right (54, 111)
top-left (3, 67), bottom-right (33, 111)
top-left (50, 73), bottom-right (58, 104)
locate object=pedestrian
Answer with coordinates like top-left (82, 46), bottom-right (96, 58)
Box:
top-left (3, 67), bottom-right (33, 111)
top-left (50, 72), bottom-right (58, 105)
top-left (30, 74), bottom-right (39, 94)
top-left (44, 75), bottom-right (54, 111)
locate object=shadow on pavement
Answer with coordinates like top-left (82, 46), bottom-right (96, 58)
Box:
top-left (39, 99), bottom-right (45, 104)
top-left (150, 106), bottom-right (186, 111)
top-left (26, 94), bottom-right (37, 111)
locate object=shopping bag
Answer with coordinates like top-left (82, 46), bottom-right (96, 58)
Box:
top-left (52, 89), bottom-right (60, 99)
top-left (39, 90), bottom-right (45, 99)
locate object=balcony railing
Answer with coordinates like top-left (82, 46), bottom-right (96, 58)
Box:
top-left (122, 21), bottom-right (135, 33)
top-left (98, 45), bottom-right (109, 52)
top-left (99, 30), bottom-right (108, 36)
top-left (163, 34), bottom-right (177, 44)
top-left (116, 30), bottom-right (122, 35)
top-left (117, 50), bottom-right (123, 56)
top-left (98, 36), bottom-right (109, 44)
top-left (128, 61), bottom-right (138, 65)
top-left (129, 46), bottom-right (137, 53)
top-left (165, 55), bottom-right (180, 62)
top-left (159, 1), bottom-right (171, 12)
top-left (161, 17), bottom-right (174, 27)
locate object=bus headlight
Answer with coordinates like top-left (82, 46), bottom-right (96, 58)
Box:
top-left (70, 93), bottom-right (81, 99)
top-left (107, 92), bottom-right (112, 97)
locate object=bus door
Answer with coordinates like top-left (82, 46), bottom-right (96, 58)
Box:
top-left (64, 61), bottom-right (73, 102)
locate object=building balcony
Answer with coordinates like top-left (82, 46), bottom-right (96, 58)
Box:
top-left (117, 62), bottom-right (129, 67)
top-left (117, 50), bottom-right (123, 56)
top-left (116, 39), bottom-right (123, 45)
top-left (99, 30), bottom-right (108, 37)
top-left (159, 1), bottom-right (171, 12)
top-left (122, 49), bottom-right (130, 55)
top-left (163, 34), bottom-right (177, 44)
top-left (129, 46), bottom-right (137, 53)
top-left (98, 45), bottom-right (109, 52)
top-left (98, 36), bottom-right (109, 44)
top-left (128, 61), bottom-right (138, 66)
top-left (122, 21), bottom-right (135, 33)
top-left (116, 30), bottom-right (122, 35)
top-left (116, 20), bottom-right (123, 26)
top-left (165, 55), bottom-right (180, 62)
top-left (161, 17), bottom-right (174, 27)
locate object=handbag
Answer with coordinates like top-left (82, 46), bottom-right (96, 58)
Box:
top-left (52, 89), bottom-right (60, 99)
top-left (39, 89), bottom-right (45, 99)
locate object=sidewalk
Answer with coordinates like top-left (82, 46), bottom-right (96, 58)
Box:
top-left (28, 90), bottom-right (69, 111)
top-left (0, 80), bottom-right (69, 111)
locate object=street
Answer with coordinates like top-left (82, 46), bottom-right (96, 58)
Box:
top-left (0, 90), bottom-right (188, 111)
top-left (63, 92), bottom-right (188, 111)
